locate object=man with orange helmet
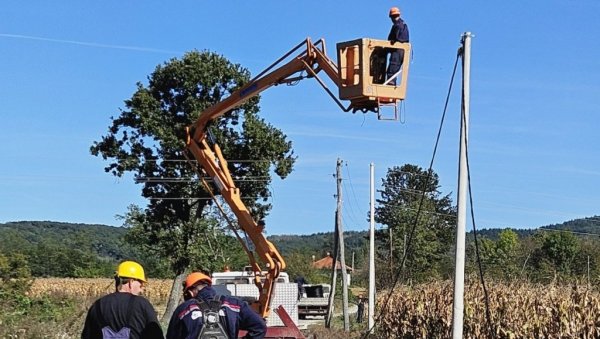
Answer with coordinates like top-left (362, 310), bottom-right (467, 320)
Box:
top-left (166, 271), bottom-right (266, 339)
top-left (82, 260), bottom-right (164, 339)
top-left (386, 6), bottom-right (410, 85)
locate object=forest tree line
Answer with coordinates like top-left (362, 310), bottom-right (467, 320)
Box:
top-left (2, 213), bottom-right (600, 287)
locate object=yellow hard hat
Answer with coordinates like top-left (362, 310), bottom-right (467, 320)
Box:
top-left (116, 261), bottom-right (147, 282)
top-left (184, 272), bottom-right (212, 289)
top-left (389, 7), bottom-right (401, 17)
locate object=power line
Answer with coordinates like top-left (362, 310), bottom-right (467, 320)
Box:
top-left (147, 197), bottom-right (266, 201)
top-left (340, 213), bottom-right (361, 232)
top-left (134, 176), bottom-right (270, 183)
top-left (333, 160), bottom-right (365, 231)
top-left (0, 33), bottom-right (182, 54)
top-left (462, 80), bottom-right (495, 337)
top-left (386, 169), bottom-right (439, 180)
top-left (342, 206), bottom-right (364, 231)
top-left (118, 158), bottom-right (275, 163)
top-left (341, 183), bottom-right (364, 228)
top-left (396, 187), bottom-right (444, 196)
top-left (381, 205), bottom-right (457, 219)
top-left (344, 163), bottom-right (364, 212)
top-left (364, 48), bottom-right (462, 339)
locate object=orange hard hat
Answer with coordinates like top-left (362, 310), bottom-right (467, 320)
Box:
top-left (389, 7), bottom-right (401, 17)
top-left (184, 272), bottom-right (212, 289)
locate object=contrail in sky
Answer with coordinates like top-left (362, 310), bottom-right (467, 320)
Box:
top-left (0, 33), bottom-right (183, 54)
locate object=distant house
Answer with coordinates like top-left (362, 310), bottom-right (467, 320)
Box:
top-left (312, 252), bottom-right (352, 284)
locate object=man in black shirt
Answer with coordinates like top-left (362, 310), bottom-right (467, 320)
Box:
top-left (82, 260), bottom-right (164, 339)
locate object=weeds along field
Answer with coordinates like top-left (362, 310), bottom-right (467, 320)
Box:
top-left (375, 280), bottom-right (600, 338)
top-left (17, 278), bottom-right (600, 338)
top-left (2, 278), bottom-right (176, 338)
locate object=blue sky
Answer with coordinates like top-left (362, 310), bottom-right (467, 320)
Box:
top-left (1, 1), bottom-right (599, 235)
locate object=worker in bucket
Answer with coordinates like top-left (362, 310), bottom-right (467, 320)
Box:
top-left (386, 6), bottom-right (410, 85)
top-left (166, 271), bottom-right (267, 339)
top-left (82, 260), bottom-right (164, 339)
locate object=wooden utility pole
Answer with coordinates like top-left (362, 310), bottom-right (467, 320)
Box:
top-left (336, 159), bottom-right (350, 331)
top-left (326, 160), bottom-right (340, 328)
top-left (326, 158), bottom-right (350, 330)
top-left (326, 225), bottom-right (339, 328)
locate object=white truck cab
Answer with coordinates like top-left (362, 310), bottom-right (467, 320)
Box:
top-left (298, 283), bottom-right (331, 319)
top-left (212, 269), bottom-right (290, 285)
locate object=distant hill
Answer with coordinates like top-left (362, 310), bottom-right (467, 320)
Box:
top-left (2, 215), bottom-right (598, 276)
top-left (269, 215), bottom-right (600, 253)
top-left (0, 221), bottom-right (159, 277)
top-left (542, 216), bottom-right (600, 234)
top-left (473, 215), bottom-right (600, 240)
top-left (268, 230), bottom-right (368, 258)
top-left (469, 228), bottom-right (536, 240)
top-left (0, 221), bottom-right (129, 259)
top-left (4, 216), bottom-right (598, 255)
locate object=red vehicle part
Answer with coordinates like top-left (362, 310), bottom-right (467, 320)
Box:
top-left (238, 305), bottom-right (305, 339)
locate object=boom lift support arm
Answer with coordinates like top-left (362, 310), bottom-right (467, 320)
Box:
top-left (185, 37), bottom-right (410, 319)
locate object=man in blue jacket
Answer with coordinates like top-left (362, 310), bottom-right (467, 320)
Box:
top-left (166, 272), bottom-right (267, 339)
top-left (386, 6), bottom-right (410, 85)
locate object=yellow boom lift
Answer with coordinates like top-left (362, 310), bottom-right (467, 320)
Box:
top-left (185, 37), bottom-right (410, 336)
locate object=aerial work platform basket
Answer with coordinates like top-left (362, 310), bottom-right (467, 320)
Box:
top-left (337, 38), bottom-right (411, 115)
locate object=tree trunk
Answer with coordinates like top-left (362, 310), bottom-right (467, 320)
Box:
top-left (161, 272), bottom-right (186, 325)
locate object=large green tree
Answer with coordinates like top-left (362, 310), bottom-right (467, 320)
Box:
top-left (529, 231), bottom-right (580, 282)
top-left (374, 164), bottom-right (456, 283)
top-left (475, 229), bottom-right (521, 280)
top-left (90, 50), bottom-right (296, 318)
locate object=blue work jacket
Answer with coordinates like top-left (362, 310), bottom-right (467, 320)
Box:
top-left (166, 286), bottom-right (266, 339)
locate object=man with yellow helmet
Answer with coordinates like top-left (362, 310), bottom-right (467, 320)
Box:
top-left (82, 260), bottom-right (164, 339)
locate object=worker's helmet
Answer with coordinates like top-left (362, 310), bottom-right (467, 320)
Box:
top-left (389, 7), bottom-right (401, 17)
top-left (184, 272), bottom-right (212, 290)
top-left (116, 261), bottom-right (147, 282)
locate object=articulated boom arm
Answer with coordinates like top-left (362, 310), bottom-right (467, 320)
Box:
top-left (191, 38), bottom-right (340, 141)
top-left (185, 37), bottom-right (410, 319)
top-left (186, 136), bottom-right (281, 318)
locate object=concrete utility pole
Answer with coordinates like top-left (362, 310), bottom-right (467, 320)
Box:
top-left (588, 256), bottom-right (591, 287)
top-left (403, 232), bottom-right (407, 270)
top-left (389, 227), bottom-right (393, 279)
top-left (368, 163), bottom-right (376, 330)
top-left (452, 31), bottom-right (472, 339)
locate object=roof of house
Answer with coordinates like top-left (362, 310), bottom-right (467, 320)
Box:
top-left (312, 255), bottom-right (353, 271)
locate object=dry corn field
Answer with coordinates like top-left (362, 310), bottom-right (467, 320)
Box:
top-left (29, 278), bottom-right (174, 313)
top-left (28, 278), bottom-right (600, 338)
top-left (375, 280), bottom-right (600, 338)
